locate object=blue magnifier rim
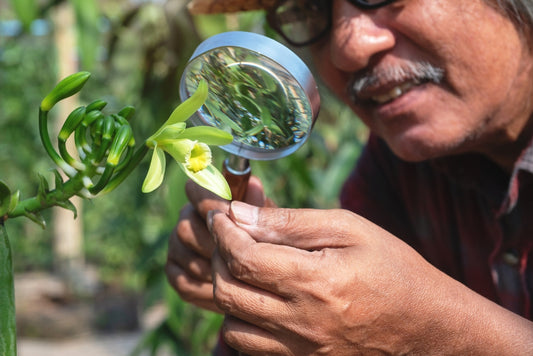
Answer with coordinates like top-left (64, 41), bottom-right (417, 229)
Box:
top-left (180, 31), bottom-right (320, 161)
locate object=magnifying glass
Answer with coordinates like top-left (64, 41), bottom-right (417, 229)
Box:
top-left (180, 31), bottom-right (320, 200)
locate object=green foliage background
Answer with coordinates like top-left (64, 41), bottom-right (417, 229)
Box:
top-left (0, 0), bottom-right (367, 354)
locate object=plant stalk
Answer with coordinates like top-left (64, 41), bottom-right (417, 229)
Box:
top-left (0, 222), bottom-right (17, 356)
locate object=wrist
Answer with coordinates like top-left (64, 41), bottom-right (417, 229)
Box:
top-left (416, 275), bottom-right (533, 355)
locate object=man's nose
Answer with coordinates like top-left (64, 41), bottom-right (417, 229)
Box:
top-left (329, 2), bottom-right (396, 72)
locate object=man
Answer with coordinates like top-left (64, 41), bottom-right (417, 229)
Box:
top-left (166, 0), bottom-right (533, 354)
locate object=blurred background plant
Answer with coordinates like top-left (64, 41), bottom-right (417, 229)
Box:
top-left (0, 0), bottom-right (367, 355)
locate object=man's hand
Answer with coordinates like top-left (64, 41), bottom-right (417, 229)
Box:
top-left (209, 202), bottom-right (533, 355)
top-left (165, 177), bottom-right (269, 313)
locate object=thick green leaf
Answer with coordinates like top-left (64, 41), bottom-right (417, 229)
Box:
top-left (0, 223), bottom-right (17, 356)
top-left (0, 181), bottom-right (11, 217)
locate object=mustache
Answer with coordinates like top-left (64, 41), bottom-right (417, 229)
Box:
top-left (349, 61), bottom-right (445, 97)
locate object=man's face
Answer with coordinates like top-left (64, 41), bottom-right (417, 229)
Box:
top-left (313, 0), bottom-right (533, 163)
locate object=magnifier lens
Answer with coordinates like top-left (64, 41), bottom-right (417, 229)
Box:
top-left (179, 32), bottom-right (319, 161)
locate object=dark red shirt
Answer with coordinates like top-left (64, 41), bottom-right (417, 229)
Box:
top-left (340, 134), bottom-right (533, 319)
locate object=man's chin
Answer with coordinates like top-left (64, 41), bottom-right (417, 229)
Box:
top-left (385, 138), bottom-right (448, 163)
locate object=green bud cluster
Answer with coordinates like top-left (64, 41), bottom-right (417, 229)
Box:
top-left (4, 71), bottom-right (231, 225)
top-left (5, 72), bottom-right (149, 225)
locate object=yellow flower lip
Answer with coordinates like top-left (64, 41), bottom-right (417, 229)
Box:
top-left (185, 142), bottom-right (212, 173)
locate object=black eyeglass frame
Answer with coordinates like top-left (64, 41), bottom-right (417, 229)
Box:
top-left (348, 0), bottom-right (397, 10)
top-left (266, 0), bottom-right (398, 47)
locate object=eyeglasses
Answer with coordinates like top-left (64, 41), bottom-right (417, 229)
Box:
top-left (266, 0), bottom-right (397, 47)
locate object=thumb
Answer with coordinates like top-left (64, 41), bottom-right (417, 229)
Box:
top-left (228, 201), bottom-right (365, 250)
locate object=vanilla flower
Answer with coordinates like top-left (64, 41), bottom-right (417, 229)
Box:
top-left (142, 80), bottom-right (233, 200)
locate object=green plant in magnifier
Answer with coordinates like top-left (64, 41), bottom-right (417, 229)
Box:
top-left (193, 47), bottom-right (310, 151)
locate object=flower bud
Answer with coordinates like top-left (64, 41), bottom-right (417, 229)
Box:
top-left (84, 110), bottom-right (104, 126)
top-left (117, 106), bottom-right (135, 121)
top-left (59, 106), bottom-right (86, 141)
top-left (107, 125), bottom-right (133, 166)
top-left (40, 72), bottom-right (91, 112)
top-left (86, 99), bottom-right (107, 112)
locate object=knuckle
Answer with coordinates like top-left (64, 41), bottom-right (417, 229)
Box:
top-left (213, 279), bottom-right (235, 313)
top-left (176, 218), bottom-right (192, 242)
top-left (228, 247), bottom-right (256, 280)
top-left (174, 275), bottom-right (198, 302)
top-left (165, 262), bottom-right (202, 303)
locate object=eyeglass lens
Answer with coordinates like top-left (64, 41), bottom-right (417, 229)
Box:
top-left (270, 0), bottom-right (331, 46)
top-left (269, 0), bottom-right (396, 46)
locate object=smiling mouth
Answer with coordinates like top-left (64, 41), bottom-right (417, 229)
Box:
top-left (349, 61), bottom-right (445, 106)
top-left (370, 81), bottom-right (420, 104)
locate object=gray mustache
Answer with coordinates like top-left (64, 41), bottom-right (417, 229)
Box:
top-left (350, 61), bottom-right (445, 97)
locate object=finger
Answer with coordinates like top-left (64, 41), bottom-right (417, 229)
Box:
top-left (244, 175), bottom-right (269, 207)
top-left (165, 261), bottom-right (222, 313)
top-left (212, 247), bottom-right (289, 321)
top-left (167, 233), bottom-right (212, 281)
top-left (175, 204), bottom-right (215, 258)
top-left (221, 316), bottom-right (290, 356)
top-left (246, 175), bottom-right (276, 207)
top-left (186, 180), bottom-right (231, 219)
top-left (210, 210), bottom-right (315, 296)
top-left (228, 201), bottom-right (370, 250)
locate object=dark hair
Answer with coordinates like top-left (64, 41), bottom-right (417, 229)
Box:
top-left (494, 0), bottom-right (533, 30)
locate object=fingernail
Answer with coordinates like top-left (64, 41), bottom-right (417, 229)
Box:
top-left (230, 201), bottom-right (258, 225)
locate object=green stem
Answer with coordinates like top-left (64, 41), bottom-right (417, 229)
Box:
top-left (8, 174), bottom-right (87, 219)
top-left (0, 222), bottom-right (17, 356)
top-left (101, 145), bottom-right (149, 194)
top-left (39, 109), bottom-right (76, 177)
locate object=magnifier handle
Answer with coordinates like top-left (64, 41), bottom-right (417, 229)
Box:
top-left (223, 156), bottom-right (251, 201)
